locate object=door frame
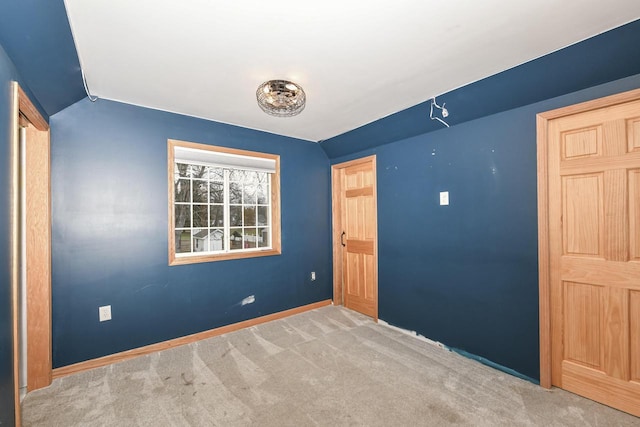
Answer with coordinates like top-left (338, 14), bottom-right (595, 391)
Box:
top-left (537, 87), bottom-right (640, 389)
top-left (331, 155), bottom-right (378, 318)
top-left (10, 82), bottom-right (51, 424)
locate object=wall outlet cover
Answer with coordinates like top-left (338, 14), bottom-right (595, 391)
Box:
top-left (439, 191), bottom-right (449, 206)
top-left (99, 305), bottom-right (112, 322)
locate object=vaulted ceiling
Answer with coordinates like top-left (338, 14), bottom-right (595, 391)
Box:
top-left (1, 1), bottom-right (640, 150)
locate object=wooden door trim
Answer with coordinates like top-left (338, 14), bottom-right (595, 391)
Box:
top-left (17, 85), bottom-right (48, 132)
top-left (10, 81), bottom-right (20, 427)
top-left (537, 87), bottom-right (640, 389)
top-left (331, 165), bottom-right (344, 306)
top-left (10, 82), bottom-right (51, 425)
top-left (331, 155), bottom-right (378, 319)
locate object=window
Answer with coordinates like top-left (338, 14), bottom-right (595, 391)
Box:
top-left (168, 139), bottom-right (281, 265)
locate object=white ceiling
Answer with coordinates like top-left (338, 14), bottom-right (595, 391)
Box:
top-left (64, 0), bottom-right (640, 142)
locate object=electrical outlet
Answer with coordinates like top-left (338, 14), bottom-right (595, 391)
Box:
top-left (99, 305), bottom-right (112, 322)
top-left (311, 271), bottom-right (316, 281)
top-left (439, 191), bottom-right (449, 206)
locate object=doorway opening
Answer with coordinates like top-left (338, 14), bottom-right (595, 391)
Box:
top-left (10, 82), bottom-right (52, 424)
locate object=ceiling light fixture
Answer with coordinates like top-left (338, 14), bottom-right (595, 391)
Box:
top-left (256, 80), bottom-right (306, 117)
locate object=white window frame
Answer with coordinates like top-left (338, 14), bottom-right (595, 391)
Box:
top-left (168, 139), bottom-right (281, 265)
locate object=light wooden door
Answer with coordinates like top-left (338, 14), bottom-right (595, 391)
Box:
top-left (332, 156), bottom-right (378, 319)
top-left (540, 91), bottom-right (640, 416)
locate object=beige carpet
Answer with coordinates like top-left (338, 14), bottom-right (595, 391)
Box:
top-left (22, 306), bottom-right (639, 426)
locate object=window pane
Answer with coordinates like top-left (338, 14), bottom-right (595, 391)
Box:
top-left (193, 204), bottom-right (208, 227)
top-left (175, 179), bottom-right (191, 203)
top-left (208, 167), bottom-right (224, 182)
top-left (229, 182), bottom-right (242, 203)
top-left (258, 228), bottom-right (269, 248)
top-left (244, 171), bottom-right (258, 182)
top-left (243, 207), bottom-right (256, 226)
top-left (256, 183), bottom-right (269, 204)
top-left (175, 163), bottom-right (190, 178)
top-left (230, 228), bottom-right (243, 250)
top-left (192, 228), bottom-right (206, 252)
top-left (210, 205), bottom-right (224, 227)
top-left (189, 165), bottom-right (208, 179)
top-left (175, 205), bottom-right (191, 228)
top-left (210, 228), bottom-right (225, 251)
top-left (244, 228), bottom-right (257, 249)
top-left (243, 183), bottom-right (256, 204)
top-left (175, 230), bottom-right (191, 253)
top-left (257, 206), bottom-right (268, 226)
top-left (229, 169), bottom-right (246, 182)
top-left (209, 182), bottom-right (223, 203)
top-left (230, 206), bottom-right (242, 226)
top-left (193, 180), bottom-right (208, 203)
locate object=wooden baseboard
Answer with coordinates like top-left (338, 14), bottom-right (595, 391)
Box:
top-left (53, 299), bottom-right (332, 379)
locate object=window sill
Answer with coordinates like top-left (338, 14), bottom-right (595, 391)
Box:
top-left (169, 248), bottom-right (281, 266)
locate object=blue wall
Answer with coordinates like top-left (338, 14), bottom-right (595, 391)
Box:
top-left (331, 73), bottom-right (640, 380)
top-left (50, 99), bottom-right (332, 367)
top-left (0, 0), bottom-right (85, 116)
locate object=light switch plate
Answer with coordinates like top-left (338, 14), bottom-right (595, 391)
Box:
top-left (99, 305), bottom-right (112, 322)
top-left (439, 191), bottom-right (449, 206)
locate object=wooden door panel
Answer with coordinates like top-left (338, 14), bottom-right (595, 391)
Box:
top-left (603, 169), bottom-right (628, 261)
top-left (562, 126), bottom-right (601, 159)
top-left (561, 257), bottom-right (640, 289)
top-left (346, 252), bottom-right (360, 296)
top-left (364, 197), bottom-right (376, 239)
top-left (364, 254), bottom-right (375, 300)
top-left (563, 282), bottom-right (602, 368)
top-left (345, 187), bottom-right (374, 198)
top-left (559, 153), bottom-right (640, 175)
top-left (344, 254), bottom-right (375, 312)
top-left (631, 291), bottom-right (640, 382)
top-left (545, 94), bottom-right (640, 416)
top-left (347, 239), bottom-right (374, 255)
top-left (630, 169), bottom-right (640, 261)
top-left (344, 252), bottom-right (376, 315)
top-left (603, 121), bottom-right (628, 157)
top-left (345, 168), bottom-right (361, 188)
top-left (628, 116), bottom-right (640, 153)
top-left (562, 173), bottom-right (603, 256)
top-left (345, 197), bottom-right (361, 237)
top-left (603, 287), bottom-right (629, 380)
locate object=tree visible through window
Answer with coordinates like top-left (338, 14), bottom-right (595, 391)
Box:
top-left (168, 140), bottom-right (280, 265)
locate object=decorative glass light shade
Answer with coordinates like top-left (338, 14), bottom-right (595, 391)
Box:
top-left (256, 80), bottom-right (306, 117)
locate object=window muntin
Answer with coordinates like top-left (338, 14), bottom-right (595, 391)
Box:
top-left (168, 140), bottom-right (280, 265)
